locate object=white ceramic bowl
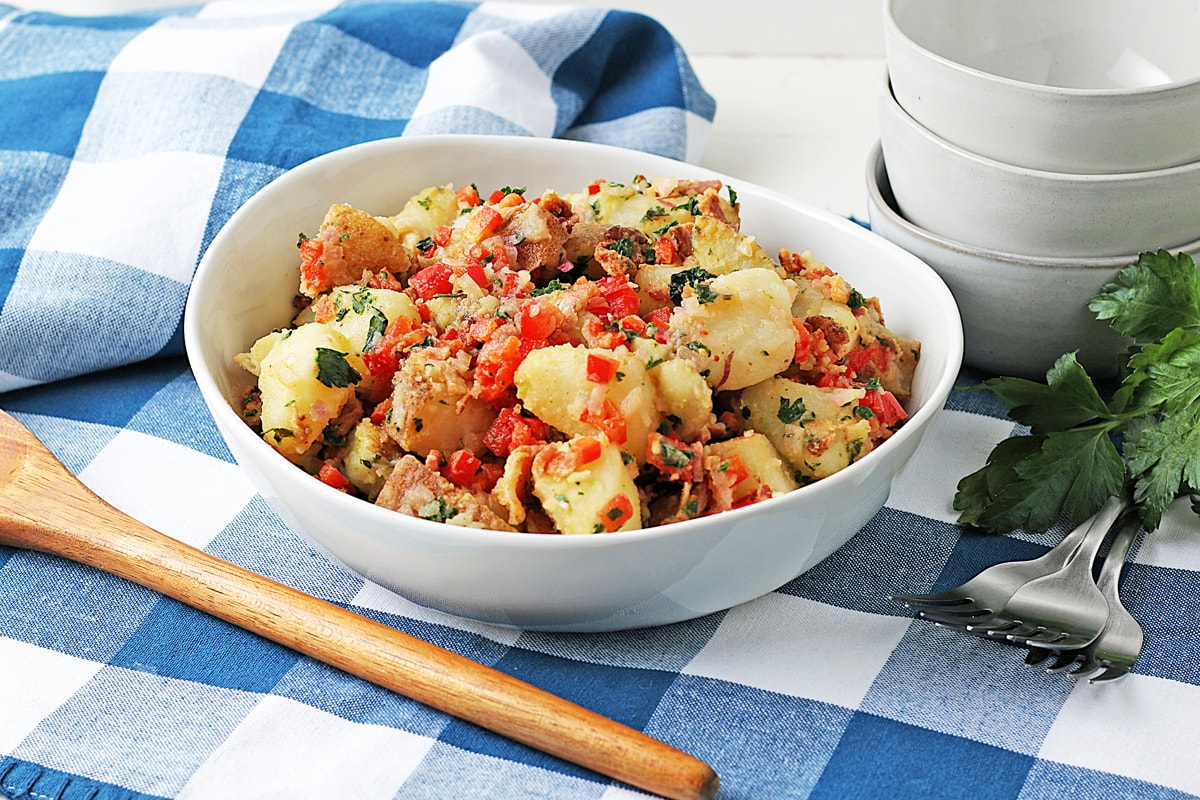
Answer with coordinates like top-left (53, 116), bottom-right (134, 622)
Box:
top-left (185, 134), bottom-right (963, 632)
top-left (878, 74), bottom-right (1200, 259)
top-left (884, 0), bottom-right (1200, 173)
top-left (866, 142), bottom-right (1200, 379)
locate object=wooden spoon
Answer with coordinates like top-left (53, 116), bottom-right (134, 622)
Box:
top-left (0, 408), bottom-right (718, 800)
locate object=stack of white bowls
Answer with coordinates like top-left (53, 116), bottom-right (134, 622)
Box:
top-left (870, 0), bottom-right (1200, 378)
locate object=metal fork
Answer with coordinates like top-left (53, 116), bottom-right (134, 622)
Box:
top-left (1025, 508), bottom-right (1144, 682)
top-left (891, 495), bottom-right (1128, 635)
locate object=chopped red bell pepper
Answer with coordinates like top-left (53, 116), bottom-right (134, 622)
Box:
top-left (845, 342), bottom-right (890, 377)
top-left (299, 237), bottom-right (326, 293)
top-left (517, 298), bottom-right (563, 340)
top-left (793, 318), bottom-right (812, 364)
top-left (579, 398), bottom-right (626, 444)
top-left (586, 353), bottom-right (619, 383)
top-left (483, 405), bottom-right (550, 457)
top-left (455, 184), bottom-right (481, 206)
top-left (595, 493), bottom-right (634, 532)
top-left (444, 448), bottom-right (483, 488)
top-left (594, 275), bottom-right (640, 319)
top-left (571, 436), bottom-right (603, 466)
top-left (462, 205), bottom-right (504, 243)
top-left (653, 236), bottom-right (677, 265)
top-left (409, 263), bottom-right (455, 300)
top-left (861, 388), bottom-right (907, 426)
top-left (317, 463), bottom-right (354, 494)
top-left (645, 306), bottom-right (672, 343)
top-left (474, 335), bottom-right (522, 401)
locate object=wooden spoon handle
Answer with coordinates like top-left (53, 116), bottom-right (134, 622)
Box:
top-left (0, 411), bottom-right (718, 800)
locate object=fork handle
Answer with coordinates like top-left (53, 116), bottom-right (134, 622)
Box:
top-left (1096, 508), bottom-right (1140, 593)
top-left (1058, 495), bottom-right (1130, 572)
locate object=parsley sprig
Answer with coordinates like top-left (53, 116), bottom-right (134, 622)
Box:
top-left (954, 250), bottom-right (1200, 533)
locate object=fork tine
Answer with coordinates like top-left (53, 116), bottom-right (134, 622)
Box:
top-left (1043, 649), bottom-right (1082, 673)
top-left (915, 605), bottom-right (992, 620)
top-left (966, 618), bottom-right (1020, 634)
top-left (1024, 646), bottom-right (1056, 667)
top-left (998, 622), bottom-right (1048, 641)
top-left (889, 592), bottom-right (975, 607)
top-left (1088, 666), bottom-right (1130, 683)
top-left (1065, 657), bottom-right (1102, 678)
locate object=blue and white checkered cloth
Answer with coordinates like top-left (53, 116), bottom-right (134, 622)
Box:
top-left (3, 2), bottom-right (1200, 799)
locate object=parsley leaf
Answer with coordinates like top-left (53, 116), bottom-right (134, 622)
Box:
top-left (315, 347), bottom-right (361, 388)
top-left (976, 353), bottom-right (1111, 433)
top-left (1124, 404), bottom-right (1200, 529)
top-left (363, 308), bottom-right (389, 353)
top-left (531, 278), bottom-right (565, 296)
top-left (1088, 250), bottom-right (1200, 343)
top-left (955, 250), bottom-right (1200, 533)
top-left (669, 267), bottom-right (717, 305)
top-left (777, 396), bottom-right (808, 425)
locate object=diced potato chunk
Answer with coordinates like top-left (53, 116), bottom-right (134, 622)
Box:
top-left (256, 322), bottom-right (365, 458)
top-left (670, 268), bottom-right (797, 390)
top-left (375, 455), bottom-right (515, 531)
top-left (324, 286), bottom-right (421, 355)
top-left (385, 348), bottom-right (495, 457)
top-left (688, 216), bottom-right (777, 275)
top-left (530, 437), bottom-right (641, 534)
top-left (515, 343), bottom-right (658, 462)
top-left (736, 377), bottom-right (872, 481)
top-left (379, 185), bottom-right (459, 250)
top-left (646, 353), bottom-right (712, 441)
top-left (340, 419), bottom-right (398, 501)
top-left (705, 433), bottom-right (797, 502)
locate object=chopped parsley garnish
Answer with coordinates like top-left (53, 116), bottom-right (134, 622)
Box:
top-left (499, 186), bottom-right (526, 197)
top-left (669, 267), bottom-right (718, 305)
top-left (606, 237), bottom-right (637, 259)
top-left (321, 422), bottom-right (349, 447)
top-left (415, 236), bottom-right (436, 253)
top-left (531, 278), bottom-right (566, 296)
top-left (363, 308), bottom-right (389, 352)
top-left (673, 196), bottom-right (701, 215)
top-left (642, 205), bottom-right (668, 221)
top-left (954, 249), bottom-right (1200, 533)
top-left (777, 396), bottom-right (808, 425)
top-left (315, 347), bottom-right (361, 388)
top-left (847, 289), bottom-right (866, 310)
top-left (727, 186), bottom-right (738, 205)
top-left (263, 427), bottom-right (294, 443)
top-left (417, 497), bottom-right (459, 523)
top-left (658, 440), bottom-right (694, 468)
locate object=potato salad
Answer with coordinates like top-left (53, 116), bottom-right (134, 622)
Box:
top-left (235, 176), bottom-right (921, 534)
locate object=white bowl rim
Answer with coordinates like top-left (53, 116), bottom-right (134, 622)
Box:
top-left (883, 0), bottom-right (1200, 98)
top-left (866, 141), bottom-right (1200, 268)
top-left (881, 73), bottom-right (1200, 182)
top-left (186, 133), bottom-right (963, 553)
